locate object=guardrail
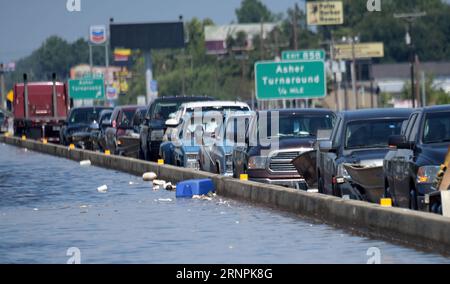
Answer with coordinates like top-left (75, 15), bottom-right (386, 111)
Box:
top-left (1, 134), bottom-right (450, 254)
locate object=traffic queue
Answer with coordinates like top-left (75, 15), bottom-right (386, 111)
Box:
top-left (5, 83), bottom-right (450, 216)
top-left (50, 95), bottom-right (450, 215)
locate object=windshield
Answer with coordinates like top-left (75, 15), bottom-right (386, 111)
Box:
top-left (345, 119), bottom-right (404, 149)
top-left (151, 102), bottom-right (181, 120)
top-left (258, 114), bottom-right (334, 139)
top-left (120, 109), bottom-right (137, 127)
top-left (423, 112), bottom-right (450, 144)
top-left (69, 108), bottom-right (105, 124)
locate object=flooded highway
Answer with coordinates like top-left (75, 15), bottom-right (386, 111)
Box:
top-left (0, 143), bottom-right (449, 264)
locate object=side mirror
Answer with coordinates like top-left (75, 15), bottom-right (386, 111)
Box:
top-left (89, 121), bottom-right (100, 130)
top-left (319, 140), bottom-right (334, 153)
top-left (165, 118), bottom-right (179, 128)
top-left (388, 135), bottom-right (412, 149)
top-left (101, 119), bottom-right (112, 127)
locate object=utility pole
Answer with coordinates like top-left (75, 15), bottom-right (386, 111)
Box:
top-left (394, 12), bottom-right (426, 109)
top-left (351, 39), bottom-right (358, 109)
top-left (293, 4), bottom-right (299, 50)
top-left (0, 63), bottom-right (5, 109)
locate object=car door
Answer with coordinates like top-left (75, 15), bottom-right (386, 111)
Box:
top-left (105, 109), bottom-right (119, 151)
top-left (140, 105), bottom-right (152, 156)
top-left (392, 113), bottom-right (418, 206)
top-left (321, 117), bottom-right (342, 195)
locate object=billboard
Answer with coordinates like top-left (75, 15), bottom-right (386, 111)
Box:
top-left (204, 23), bottom-right (277, 55)
top-left (334, 43), bottom-right (384, 60)
top-left (110, 21), bottom-right (185, 50)
top-left (307, 1), bottom-right (344, 26)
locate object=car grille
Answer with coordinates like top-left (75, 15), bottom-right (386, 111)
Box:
top-left (268, 150), bottom-right (310, 173)
top-left (150, 141), bottom-right (162, 154)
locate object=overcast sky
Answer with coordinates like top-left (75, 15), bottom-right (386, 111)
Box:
top-left (0, 0), bottom-right (306, 62)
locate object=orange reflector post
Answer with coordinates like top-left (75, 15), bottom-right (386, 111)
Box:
top-left (380, 198), bottom-right (392, 207)
top-left (21, 135), bottom-right (27, 141)
top-left (42, 138), bottom-right (48, 144)
top-left (157, 159), bottom-right (164, 165)
top-left (240, 174), bottom-right (249, 181)
top-left (69, 144), bottom-right (75, 150)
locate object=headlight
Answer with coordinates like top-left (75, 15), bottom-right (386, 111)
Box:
top-left (185, 153), bottom-right (199, 169)
top-left (337, 164), bottom-right (351, 180)
top-left (186, 153), bottom-right (198, 160)
top-left (225, 154), bottom-right (233, 173)
top-left (417, 166), bottom-right (440, 184)
top-left (248, 156), bottom-right (267, 170)
top-left (150, 130), bottom-right (164, 141)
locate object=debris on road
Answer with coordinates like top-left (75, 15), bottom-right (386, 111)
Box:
top-left (143, 172), bottom-right (157, 181)
top-left (80, 160), bottom-right (91, 166)
top-left (176, 179), bottom-right (215, 198)
top-left (97, 185), bottom-right (108, 193)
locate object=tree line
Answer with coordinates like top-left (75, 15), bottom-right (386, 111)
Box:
top-left (5, 0), bottom-right (450, 105)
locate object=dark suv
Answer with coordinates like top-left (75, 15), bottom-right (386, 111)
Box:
top-left (384, 105), bottom-right (450, 213)
top-left (317, 108), bottom-right (412, 202)
top-left (233, 109), bottom-right (335, 189)
top-left (60, 106), bottom-right (112, 148)
top-left (139, 96), bottom-right (214, 161)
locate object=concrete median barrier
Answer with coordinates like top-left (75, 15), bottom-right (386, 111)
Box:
top-left (2, 134), bottom-right (450, 253)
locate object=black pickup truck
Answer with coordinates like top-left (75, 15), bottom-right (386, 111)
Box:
top-left (233, 109), bottom-right (335, 190)
top-left (384, 105), bottom-right (450, 213)
top-left (139, 96), bottom-right (214, 161)
top-left (317, 108), bottom-right (412, 202)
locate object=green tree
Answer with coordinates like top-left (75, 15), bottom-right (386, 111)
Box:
top-left (235, 0), bottom-right (273, 23)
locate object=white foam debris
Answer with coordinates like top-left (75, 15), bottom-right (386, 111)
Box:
top-left (33, 208), bottom-right (39, 211)
top-left (192, 195), bottom-right (212, 201)
top-left (142, 172), bottom-right (157, 181)
top-left (80, 160), bottom-right (91, 166)
top-left (79, 205), bottom-right (88, 209)
top-left (97, 185), bottom-right (108, 193)
top-left (235, 221), bottom-right (240, 224)
top-left (157, 198), bottom-right (173, 202)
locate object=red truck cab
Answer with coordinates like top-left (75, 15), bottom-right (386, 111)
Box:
top-left (13, 76), bottom-right (69, 142)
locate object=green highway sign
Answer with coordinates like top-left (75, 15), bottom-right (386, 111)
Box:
top-left (68, 78), bottom-right (105, 100)
top-left (255, 61), bottom-right (326, 100)
top-left (282, 49), bottom-right (326, 61)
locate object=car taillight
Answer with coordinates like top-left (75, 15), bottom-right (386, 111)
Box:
top-left (112, 120), bottom-right (116, 128)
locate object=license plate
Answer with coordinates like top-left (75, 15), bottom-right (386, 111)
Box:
top-left (53, 126), bottom-right (61, 131)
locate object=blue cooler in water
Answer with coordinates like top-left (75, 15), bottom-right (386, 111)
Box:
top-left (176, 179), bottom-right (215, 198)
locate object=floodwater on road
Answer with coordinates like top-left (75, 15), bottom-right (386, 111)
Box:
top-left (0, 143), bottom-right (449, 264)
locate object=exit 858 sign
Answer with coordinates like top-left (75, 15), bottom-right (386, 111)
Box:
top-left (254, 61), bottom-right (326, 100)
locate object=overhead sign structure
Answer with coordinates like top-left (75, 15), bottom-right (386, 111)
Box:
top-left (110, 21), bottom-right (185, 50)
top-left (90, 25), bottom-right (107, 45)
top-left (334, 42), bottom-right (384, 60)
top-left (307, 1), bottom-right (344, 26)
top-left (282, 49), bottom-right (326, 61)
top-left (68, 78), bottom-right (105, 100)
top-left (255, 61), bottom-right (326, 100)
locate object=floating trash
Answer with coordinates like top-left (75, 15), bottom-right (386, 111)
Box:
top-left (97, 185), bottom-right (108, 193)
top-left (157, 198), bottom-right (173, 202)
top-left (142, 172), bottom-right (157, 181)
top-left (192, 195), bottom-right (212, 201)
top-left (33, 208), bottom-right (39, 211)
top-left (80, 160), bottom-right (91, 166)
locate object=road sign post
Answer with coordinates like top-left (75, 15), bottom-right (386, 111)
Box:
top-left (255, 61), bottom-right (326, 100)
top-left (68, 78), bottom-right (105, 100)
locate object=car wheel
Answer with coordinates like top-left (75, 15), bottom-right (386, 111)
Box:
top-left (216, 163), bottom-right (221, 175)
top-left (318, 175), bottom-right (324, 194)
top-left (409, 184), bottom-right (418, 211)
